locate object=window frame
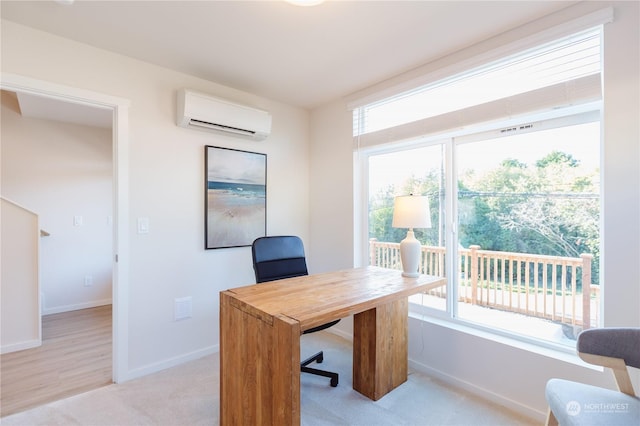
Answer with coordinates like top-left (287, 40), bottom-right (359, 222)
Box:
top-left (356, 106), bottom-right (602, 352)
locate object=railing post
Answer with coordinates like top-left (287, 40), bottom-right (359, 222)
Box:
top-left (470, 245), bottom-right (480, 305)
top-left (369, 238), bottom-right (377, 267)
top-left (580, 253), bottom-right (593, 329)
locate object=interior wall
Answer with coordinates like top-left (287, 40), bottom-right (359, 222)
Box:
top-left (2, 0), bottom-right (636, 414)
top-left (1, 19), bottom-right (310, 379)
top-left (1, 92), bottom-right (113, 314)
top-left (309, 0), bottom-right (639, 421)
top-left (308, 100), bottom-right (354, 273)
top-left (0, 198), bottom-right (40, 353)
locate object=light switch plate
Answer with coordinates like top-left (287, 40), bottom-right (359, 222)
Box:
top-left (137, 217), bottom-right (149, 234)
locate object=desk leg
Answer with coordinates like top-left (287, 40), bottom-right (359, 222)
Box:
top-left (352, 298), bottom-right (408, 400)
top-left (220, 291), bottom-right (301, 425)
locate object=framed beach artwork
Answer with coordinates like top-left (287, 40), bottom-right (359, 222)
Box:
top-left (205, 146), bottom-right (266, 249)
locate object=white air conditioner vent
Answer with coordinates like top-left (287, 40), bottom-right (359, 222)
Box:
top-left (177, 89), bottom-right (271, 141)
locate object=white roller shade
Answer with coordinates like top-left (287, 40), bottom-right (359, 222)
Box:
top-left (351, 14), bottom-right (611, 151)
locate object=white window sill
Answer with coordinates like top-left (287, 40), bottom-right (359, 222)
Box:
top-left (408, 302), bottom-right (603, 371)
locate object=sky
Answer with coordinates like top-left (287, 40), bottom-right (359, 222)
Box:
top-left (369, 121), bottom-right (600, 196)
top-left (207, 146), bottom-right (266, 184)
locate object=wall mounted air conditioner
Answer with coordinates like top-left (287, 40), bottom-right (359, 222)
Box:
top-left (177, 89), bottom-right (272, 141)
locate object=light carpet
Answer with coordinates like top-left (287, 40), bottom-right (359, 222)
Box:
top-left (1, 332), bottom-right (537, 425)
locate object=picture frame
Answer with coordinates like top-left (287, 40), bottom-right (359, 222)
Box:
top-left (205, 145), bottom-right (267, 249)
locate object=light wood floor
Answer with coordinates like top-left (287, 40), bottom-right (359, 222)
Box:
top-left (0, 305), bottom-right (112, 417)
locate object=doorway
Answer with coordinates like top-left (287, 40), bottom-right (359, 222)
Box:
top-left (0, 74), bottom-right (129, 386)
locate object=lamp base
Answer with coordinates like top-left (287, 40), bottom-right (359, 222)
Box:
top-left (399, 229), bottom-right (421, 278)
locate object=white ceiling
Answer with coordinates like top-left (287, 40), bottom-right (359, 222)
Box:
top-left (2, 0), bottom-right (576, 118)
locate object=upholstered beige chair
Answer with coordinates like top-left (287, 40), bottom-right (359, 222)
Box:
top-left (545, 328), bottom-right (640, 426)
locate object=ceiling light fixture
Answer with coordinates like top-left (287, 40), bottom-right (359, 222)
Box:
top-left (285, 0), bottom-right (325, 6)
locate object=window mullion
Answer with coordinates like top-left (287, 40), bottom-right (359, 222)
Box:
top-left (445, 137), bottom-right (458, 318)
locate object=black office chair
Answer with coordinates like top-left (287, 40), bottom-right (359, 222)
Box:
top-left (252, 235), bottom-right (339, 387)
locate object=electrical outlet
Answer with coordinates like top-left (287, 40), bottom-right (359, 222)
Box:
top-left (84, 275), bottom-right (93, 287)
top-left (174, 297), bottom-right (192, 321)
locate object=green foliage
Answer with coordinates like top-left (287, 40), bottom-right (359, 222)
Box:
top-left (536, 151), bottom-right (580, 168)
top-left (369, 150), bottom-right (600, 284)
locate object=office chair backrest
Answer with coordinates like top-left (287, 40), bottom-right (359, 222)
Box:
top-left (252, 236), bottom-right (308, 283)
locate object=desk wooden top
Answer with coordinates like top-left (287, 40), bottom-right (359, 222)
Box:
top-left (223, 266), bottom-right (446, 332)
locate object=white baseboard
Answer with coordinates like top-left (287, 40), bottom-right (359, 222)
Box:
top-left (408, 357), bottom-right (546, 423)
top-left (327, 327), bottom-right (352, 341)
top-left (329, 326), bottom-right (544, 423)
top-left (42, 299), bottom-right (112, 315)
top-left (1, 338), bottom-right (41, 354)
top-left (123, 344), bottom-right (219, 382)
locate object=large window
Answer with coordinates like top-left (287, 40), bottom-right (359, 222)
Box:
top-left (357, 26), bottom-right (603, 347)
top-left (455, 117), bottom-right (600, 344)
top-left (368, 144), bottom-right (448, 312)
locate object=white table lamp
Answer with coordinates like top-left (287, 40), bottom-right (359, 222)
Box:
top-left (392, 195), bottom-right (431, 278)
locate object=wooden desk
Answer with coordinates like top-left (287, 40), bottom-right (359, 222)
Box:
top-left (220, 266), bottom-right (446, 425)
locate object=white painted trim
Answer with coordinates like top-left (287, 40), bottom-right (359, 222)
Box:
top-left (1, 338), bottom-right (42, 355)
top-left (407, 311), bottom-right (604, 370)
top-left (408, 357), bottom-right (546, 423)
top-left (36, 215), bottom-right (42, 347)
top-left (1, 73), bottom-right (129, 109)
top-left (327, 326), bottom-right (352, 342)
top-left (42, 299), bottom-right (113, 316)
top-left (124, 345), bottom-right (219, 382)
top-left (0, 196), bottom-right (39, 216)
top-left (112, 103), bottom-right (130, 384)
top-left (330, 319), bottom-right (544, 423)
top-left (0, 72), bottom-right (130, 384)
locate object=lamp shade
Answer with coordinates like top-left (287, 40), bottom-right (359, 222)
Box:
top-left (392, 195), bottom-right (431, 229)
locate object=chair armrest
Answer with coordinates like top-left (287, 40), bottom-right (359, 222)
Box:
top-left (578, 351), bottom-right (636, 396)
